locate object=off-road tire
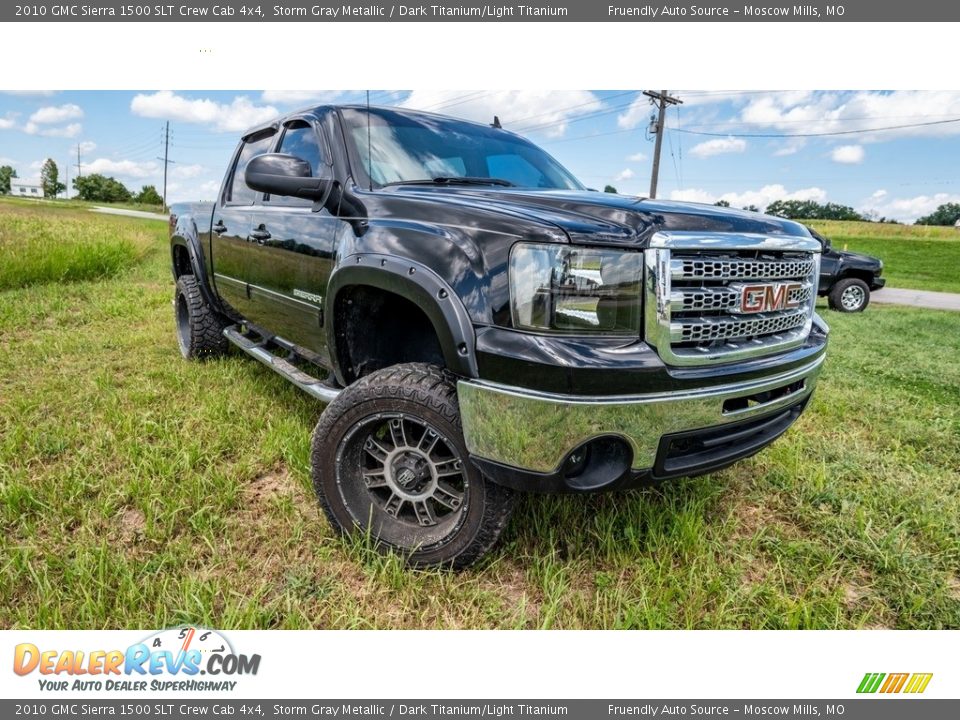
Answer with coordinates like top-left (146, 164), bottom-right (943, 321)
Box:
top-left (828, 277), bottom-right (870, 313)
top-left (311, 363), bottom-right (515, 570)
top-left (174, 274), bottom-right (231, 359)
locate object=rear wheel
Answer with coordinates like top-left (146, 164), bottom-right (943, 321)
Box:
top-left (311, 363), bottom-right (515, 569)
top-left (828, 277), bottom-right (870, 313)
top-left (174, 274), bottom-right (231, 359)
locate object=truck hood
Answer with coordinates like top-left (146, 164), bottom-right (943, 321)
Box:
top-left (838, 249), bottom-right (882, 267)
top-left (381, 186), bottom-right (812, 246)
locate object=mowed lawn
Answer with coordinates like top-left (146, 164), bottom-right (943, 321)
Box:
top-left (1, 203), bottom-right (958, 629)
top-left (808, 219), bottom-right (960, 294)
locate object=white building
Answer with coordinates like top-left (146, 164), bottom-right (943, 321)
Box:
top-left (9, 179), bottom-right (43, 197)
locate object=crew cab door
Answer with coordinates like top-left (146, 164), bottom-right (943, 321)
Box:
top-left (243, 118), bottom-right (338, 359)
top-left (210, 128), bottom-right (277, 319)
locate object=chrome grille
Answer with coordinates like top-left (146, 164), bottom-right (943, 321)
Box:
top-left (645, 232), bottom-right (821, 366)
top-left (671, 283), bottom-right (812, 313)
top-left (673, 257), bottom-right (815, 281)
top-left (673, 309), bottom-right (808, 342)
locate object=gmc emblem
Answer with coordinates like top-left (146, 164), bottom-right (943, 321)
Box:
top-left (739, 282), bottom-right (803, 314)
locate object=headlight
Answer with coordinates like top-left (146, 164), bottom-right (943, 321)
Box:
top-left (509, 243), bottom-right (643, 334)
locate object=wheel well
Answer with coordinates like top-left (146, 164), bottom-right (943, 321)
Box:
top-left (333, 285), bottom-right (445, 384)
top-left (172, 243), bottom-right (192, 279)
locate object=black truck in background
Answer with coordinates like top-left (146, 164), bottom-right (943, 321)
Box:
top-left (170, 105), bottom-right (829, 568)
top-left (810, 228), bottom-right (885, 312)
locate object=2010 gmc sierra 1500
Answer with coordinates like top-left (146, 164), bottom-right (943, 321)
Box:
top-left (170, 104), bottom-right (828, 568)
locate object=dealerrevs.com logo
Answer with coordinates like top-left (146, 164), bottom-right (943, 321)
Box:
top-left (13, 627), bottom-right (261, 692)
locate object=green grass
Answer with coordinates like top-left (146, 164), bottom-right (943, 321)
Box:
top-left (0, 200), bottom-right (161, 290)
top-left (807, 219), bottom-right (960, 293)
top-left (1, 207), bottom-right (958, 629)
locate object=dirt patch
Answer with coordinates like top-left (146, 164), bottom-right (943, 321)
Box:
top-left (117, 507), bottom-right (146, 543)
top-left (246, 469), bottom-right (294, 504)
top-left (948, 574), bottom-right (960, 601)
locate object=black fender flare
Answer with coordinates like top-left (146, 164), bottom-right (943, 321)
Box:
top-left (170, 231), bottom-right (224, 316)
top-left (325, 253), bottom-right (479, 381)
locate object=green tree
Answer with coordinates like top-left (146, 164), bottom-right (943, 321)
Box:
top-left (603, 185), bottom-right (618, 194)
top-left (72, 174), bottom-right (132, 203)
top-left (0, 165), bottom-right (16, 195)
top-left (134, 185), bottom-right (164, 206)
top-left (765, 199), bottom-right (863, 221)
top-left (40, 159), bottom-right (65, 198)
top-left (714, 199), bottom-right (731, 207)
top-left (742, 204), bottom-right (760, 212)
top-left (915, 202), bottom-right (960, 226)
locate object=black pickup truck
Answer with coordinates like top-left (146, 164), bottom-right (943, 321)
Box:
top-left (170, 105), bottom-right (829, 568)
top-left (809, 228), bottom-right (885, 312)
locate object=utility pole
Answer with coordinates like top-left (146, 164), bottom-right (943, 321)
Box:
top-left (75, 143), bottom-right (83, 178)
top-left (644, 90), bottom-right (682, 199)
top-left (160, 121), bottom-right (170, 211)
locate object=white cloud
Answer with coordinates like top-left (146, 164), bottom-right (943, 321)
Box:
top-left (400, 90), bottom-right (602, 138)
top-left (614, 168), bottom-right (635, 182)
top-left (24, 122), bottom-right (82, 138)
top-left (860, 191), bottom-right (960, 223)
top-left (626, 151), bottom-right (647, 162)
top-left (670, 183), bottom-right (827, 211)
top-left (772, 138), bottom-right (806, 157)
top-left (172, 163), bottom-right (205, 179)
top-left (78, 140), bottom-right (96, 154)
top-left (736, 90), bottom-right (960, 141)
top-left (689, 136), bottom-right (747, 158)
top-left (130, 91), bottom-right (279, 133)
top-left (617, 96), bottom-right (653, 130)
top-left (831, 144), bottom-right (865, 164)
top-left (871, 189), bottom-right (888, 200)
top-left (29, 103), bottom-right (83, 125)
top-left (0, 114), bottom-right (16, 130)
top-left (83, 158), bottom-right (159, 179)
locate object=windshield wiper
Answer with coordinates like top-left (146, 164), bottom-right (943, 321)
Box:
top-left (384, 176), bottom-right (515, 187)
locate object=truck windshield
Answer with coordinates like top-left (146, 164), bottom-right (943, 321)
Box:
top-left (341, 107), bottom-right (584, 191)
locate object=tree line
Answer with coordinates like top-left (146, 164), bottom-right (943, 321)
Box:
top-left (0, 159), bottom-right (163, 207)
top-left (714, 198), bottom-right (960, 226)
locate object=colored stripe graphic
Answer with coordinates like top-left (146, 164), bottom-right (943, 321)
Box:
top-left (904, 673), bottom-right (934, 694)
top-left (880, 673), bottom-right (909, 693)
top-left (857, 672), bottom-right (932, 694)
top-left (857, 673), bottom-right (885, 693)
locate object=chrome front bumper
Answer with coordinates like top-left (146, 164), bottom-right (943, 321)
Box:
top-left (458, 352), bottom-right (825, 481)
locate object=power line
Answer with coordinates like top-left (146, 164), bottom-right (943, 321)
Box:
top-left (671, 116), bottom-right (960, 138)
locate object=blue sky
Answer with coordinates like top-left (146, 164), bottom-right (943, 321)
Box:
top-left (2, 89), bottom-right (959, 222)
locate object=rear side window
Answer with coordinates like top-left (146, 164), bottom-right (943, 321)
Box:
top-left (228, 131), bottom-right (275, 204)
top-left (278, 121), bottom-right (326, 176)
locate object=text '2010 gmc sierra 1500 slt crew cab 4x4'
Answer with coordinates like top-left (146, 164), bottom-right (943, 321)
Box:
top-left (170, 105), bottom-right (829, 569)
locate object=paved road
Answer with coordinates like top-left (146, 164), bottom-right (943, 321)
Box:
top-left (872, 287), bottom-right (960, 312)
top-left (90, 206), bottom-right (168, 221)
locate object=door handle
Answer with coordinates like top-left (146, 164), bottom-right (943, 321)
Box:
top-left (249, 228), bottom-right (271, 244)
top-left (213, 221), bottom-right (227, 235)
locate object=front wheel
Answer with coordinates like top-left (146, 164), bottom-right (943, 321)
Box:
top-left (311, 363), bottom-right (515, 570)
top-left (174, 274), bottom-right (231, 359)
top-left (828, 277), bottom-right (870, 313)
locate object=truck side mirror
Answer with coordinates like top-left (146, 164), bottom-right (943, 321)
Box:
top-left (245, 153), bottom-right (331, 202)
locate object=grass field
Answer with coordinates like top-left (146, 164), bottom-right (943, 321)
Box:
top-left (0, 200), bottom-right (157, 290)
top-left (808, 219), bottom-right (960, 293)
top-left (1, 204), bottom-right (959, 629)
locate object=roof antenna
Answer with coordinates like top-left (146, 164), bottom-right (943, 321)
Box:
top-left (491, 115), bottom-right (502, 129)
top-left (366, 90), bottom-right (373, 191)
